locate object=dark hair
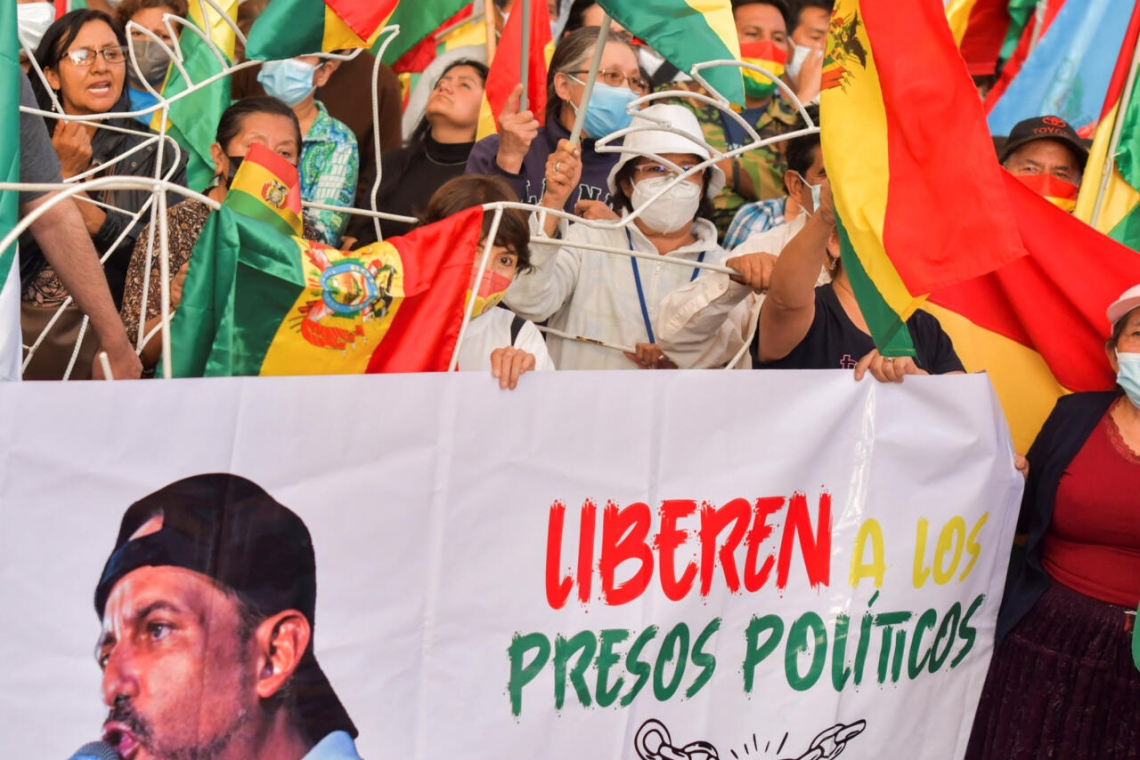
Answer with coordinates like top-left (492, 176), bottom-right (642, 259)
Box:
top-left (421, 175), bottom-right (533, 273)
top-left (114, 0), bottom-right (189, 30)
top-left (561, 0), bottom-right (599, 37)
top-left (1109, 307), bottom-right (1140, 350)
top-left (789, 0), bottom-right (833, 33)
top-left (784, 103), bottom-right (821, 178)
top-left (408, 58), bottom-right (489, 148)
top-left (609, 160), bottom-right (717, 225)
top-left (215, 96), bottom-right (304, 157)
top-left (545, 25), bottom-right (637, 126)
top-left (731, 0), bottom-right (792, 29)
top-left (30, 10), bottom-right (130, 116)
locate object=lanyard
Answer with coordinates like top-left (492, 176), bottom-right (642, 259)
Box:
top-left (626, 229), bottom-right (706, 344)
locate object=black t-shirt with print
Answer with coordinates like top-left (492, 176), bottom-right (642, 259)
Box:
top-left (754, 284), bottom-right (964, 373)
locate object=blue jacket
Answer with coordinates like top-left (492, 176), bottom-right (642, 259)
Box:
top-left (465, 118), bottom-right (618, 212)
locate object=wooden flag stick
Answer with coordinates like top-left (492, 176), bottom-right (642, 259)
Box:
top-left (484, 0), bottom-right (498, 63)
top-left (519, 0), bottom-right (531, 111)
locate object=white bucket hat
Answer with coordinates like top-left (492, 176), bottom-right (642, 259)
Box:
top-left (605, 103), bottom-right (726, 200)
top-left (1107, 283), bottom-right (1140, 328)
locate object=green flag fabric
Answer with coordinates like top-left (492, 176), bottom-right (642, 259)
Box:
top-left (376, 0), bottom-right (471, 66)
top-left (594, 0), bottom-right (744, 104)
top-left (152, 0), bottom-right (237, 190)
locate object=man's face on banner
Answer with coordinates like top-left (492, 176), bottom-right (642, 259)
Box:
top-left (97, 565), bottom-right (258, 760)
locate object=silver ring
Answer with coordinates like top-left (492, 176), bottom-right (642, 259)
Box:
top-left (886, 357), bottom-right (895, 362)
top-left (555, 161), bottom-right (562, 172)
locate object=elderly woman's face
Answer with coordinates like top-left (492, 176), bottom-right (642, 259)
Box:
top-left (46, 20), bottom-right (126, 115)
top-left (1110, 308), bottom-right (1140, 371)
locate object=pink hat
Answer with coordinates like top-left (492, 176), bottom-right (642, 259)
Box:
top-left (1107, 284), bottom-right (1140, 328)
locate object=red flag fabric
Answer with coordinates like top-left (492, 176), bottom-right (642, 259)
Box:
top-left (365, 207), bottom-right (484, 373)
top-left (983, 0), bottom-right (1065, 114)
top-left (484, 0), bottom-right (552, 129)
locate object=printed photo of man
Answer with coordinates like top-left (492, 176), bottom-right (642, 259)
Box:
top-left (92, 473), bottom-right (359, 760)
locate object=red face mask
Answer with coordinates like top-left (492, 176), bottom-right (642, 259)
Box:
top-left (1015, 172), bottom-right (1078, 212)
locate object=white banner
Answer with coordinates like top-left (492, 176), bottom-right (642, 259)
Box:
top-left (0, 371), bottom-right (1023, 760)
top-left (0, 253), bottom-right (19, 381)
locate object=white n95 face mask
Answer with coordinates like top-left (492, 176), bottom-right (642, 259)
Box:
top-left (631, 176), bottom-right (702, 235)
top-left (786, 44), bottom-right (814, 80)
top-left (17, 3), bottom-right (55, 53)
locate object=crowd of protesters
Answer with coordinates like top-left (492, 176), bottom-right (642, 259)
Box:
top-left (8, 0), bottom-right (1139, 754)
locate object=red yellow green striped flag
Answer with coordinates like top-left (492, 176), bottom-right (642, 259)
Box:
top-left (245, 0), bottom-right (397, 60)
top-left (595, 0), bottom-right (744, 104)
top-left (477, 0), bottom-right (555, 140)
top-left (1074, 1), bottom-right (1140, 251)
top-left (820, 0), bottom-right (1027, 357)
top-left (168, 145), bottom-right (484, 377)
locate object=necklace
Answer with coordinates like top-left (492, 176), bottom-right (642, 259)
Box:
top-left (424, 149), bottom-right (468, 167)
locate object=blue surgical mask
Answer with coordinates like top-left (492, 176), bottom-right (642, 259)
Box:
top-left (258, 59), bottom-right (317, 107)
top-left (1116, 351), bottom-right (1140, 409)
top-left (797, 171), bottom-right (822, 213)
top-left (570, 79), bottom-right (638, 139)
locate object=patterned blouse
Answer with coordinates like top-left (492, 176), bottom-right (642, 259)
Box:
top-left (301, 102), bottom-right (359, 248)
top-left (120, 198), bottom-right (317, 347)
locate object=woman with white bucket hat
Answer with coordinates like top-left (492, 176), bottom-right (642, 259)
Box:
top-left (504, 103), bottom-right (733, 370)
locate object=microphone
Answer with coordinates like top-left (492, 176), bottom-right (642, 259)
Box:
top-left (69, 742), bottom-right (121, 760)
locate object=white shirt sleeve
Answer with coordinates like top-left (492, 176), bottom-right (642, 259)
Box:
top-left (656, 274), bottom-right (757, 369)
top-left (503, 223), bottom-right (585, 323)
top-left (514, 319), bottom-right (556, 371)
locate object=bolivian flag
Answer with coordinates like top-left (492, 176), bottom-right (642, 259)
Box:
top-left (245, 0), bottom-right (397, 60)
top-left (153, 0), bottom-right (238, 190)
top-left (821, 0), bottom-right (1027, 357)
top-left (595, 0), bottom-right (743, 104)
top-left (168, 145), bottom-right (483, 377)
top-left (477, 0), bottom-right (555, 140)
top-left (1074, 1), bottom-right (1140, 251)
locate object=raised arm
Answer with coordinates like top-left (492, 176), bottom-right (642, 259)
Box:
top-left (756, 181), bottom-right (834, 363)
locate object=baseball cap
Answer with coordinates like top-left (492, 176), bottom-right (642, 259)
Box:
top-left (606, 103), bottom-right (727, 199)
top-left (94, 474), bottom-right (357, 743)
top-left (999, 115), bottom-right (1089, 170)
top-left (1107, 283), bottom-right (1140, 328)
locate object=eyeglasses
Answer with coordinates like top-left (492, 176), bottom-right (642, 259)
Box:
top-left (61, 46), bottom-right (128, 67)
top-left (569, 69), bottom-right (650, 93)
top-left (632, 163), bottom-right (702, 179)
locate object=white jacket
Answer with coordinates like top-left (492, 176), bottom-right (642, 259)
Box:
top-left (505, 215), bottom-right (727, 370)
top-left (657, 217), bottom-right (830, 369)
top-left (456, 307), bottom-right (556, 373)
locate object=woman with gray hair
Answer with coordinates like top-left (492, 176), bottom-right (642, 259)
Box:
top-left (464, 25), bottom-right (644, 220)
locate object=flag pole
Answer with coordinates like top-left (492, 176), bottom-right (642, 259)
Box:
top-left (484, 0), bottom-right (498, 63)
top-left (1090, 37), bottom-right (1140, 229)
top-left (519, 0), bottom-right (531, 111)
top-left (567, 16), bottom-right (610, 148)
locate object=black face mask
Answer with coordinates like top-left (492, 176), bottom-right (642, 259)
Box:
top-left (223, 155), bottom-right (244, 188)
